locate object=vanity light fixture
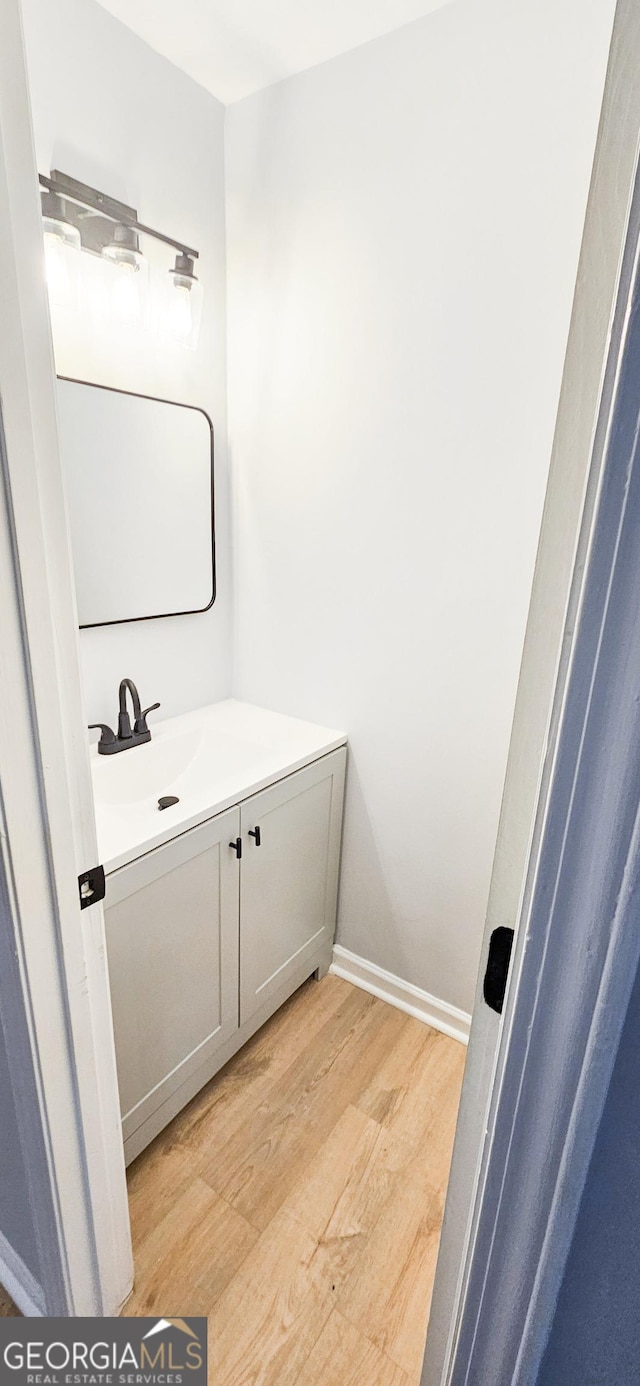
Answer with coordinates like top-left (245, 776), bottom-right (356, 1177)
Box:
top-left (38, 170), bottom-right (202, 344)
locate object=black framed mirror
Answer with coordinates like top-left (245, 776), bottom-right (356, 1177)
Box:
top-left (56, 377), bottom-right (215, 628)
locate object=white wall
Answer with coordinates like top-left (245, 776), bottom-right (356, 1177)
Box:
top-left (226, 0), bottom-right (616, 1012)
top-left (21, 0), bottom-right (231, 729)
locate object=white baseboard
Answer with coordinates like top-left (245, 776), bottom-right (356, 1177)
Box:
top-left (330, 945), bottom-right (471, 1045)
top-left (0, 1228), bottom-right (45, 1316)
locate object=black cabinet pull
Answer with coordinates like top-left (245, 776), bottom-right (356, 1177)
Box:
top-left (248, 826), bottom-right (261, 847)
top-left (229, 837), bottom-right (242, 858)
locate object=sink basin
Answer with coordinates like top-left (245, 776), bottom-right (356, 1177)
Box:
top-left (91, 725), bottom-right (265, 807)
top-left (90, 698), bottom-right (347, 874)
top-left (91, 726), bottom-right (204, 806)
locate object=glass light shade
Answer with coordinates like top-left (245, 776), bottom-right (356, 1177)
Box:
top-left (42, 216), bottom-right (81, 310)
top-left (164, 257), bottom-right (203, 350)
top-left (102, 227), bottom-right (150, 328)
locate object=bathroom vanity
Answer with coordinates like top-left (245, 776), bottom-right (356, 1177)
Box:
top-left (91, 700), bottom-right (347, 1163)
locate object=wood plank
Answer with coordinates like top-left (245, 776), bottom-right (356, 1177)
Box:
top-left (203, 987), bottom-right (408, 1230)
top-left (283, 1102), bottom-right (387, 1242)
top-left (127, 1143), bottom-right (203, 1249)
top-left (336, 1163), bottom-right (450, 1378)
top-left (329, 1030), bottom-right (464, 1378)
top-left (297, 1309), bottom-right (410, 1386)
top-left (207, 1209), bottom-right (335, 1386)
top-left (126, 1177), bottom-right (259, 1316)
top-left (148, 974), bottom-right (349, 1160)
top-left (356, 1020), bottom-right (466, 1147)
top-left (283, 1101), bottom-right (419, 1289)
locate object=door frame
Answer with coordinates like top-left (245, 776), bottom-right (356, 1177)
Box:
top-left (424, 0), bottom-right (640, 1379)
top-left (0, 0), bottom-right (132, 1315)
top-left (4, 0), bottom-right (639, 1339)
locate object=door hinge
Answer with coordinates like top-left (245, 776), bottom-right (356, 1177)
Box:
top-left (483, 927), bottom-right (514, 1014)
top-left (78, 864), bottom-right (106, 910)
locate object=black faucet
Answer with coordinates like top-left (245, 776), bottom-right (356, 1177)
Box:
top-left (89, 679), bottom-right (160, 755)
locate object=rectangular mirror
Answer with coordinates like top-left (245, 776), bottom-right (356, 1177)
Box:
top-left (56, 378), bottom-right (215, 627)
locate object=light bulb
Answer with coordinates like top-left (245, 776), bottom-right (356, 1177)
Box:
top-left (164, 254), bottom-right (203, 350)
top-left (41, 193), bottom-right (81, 310)
top-left (102, 225), bottom-right (149, 327)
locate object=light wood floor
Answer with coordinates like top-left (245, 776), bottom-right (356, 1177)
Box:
top-left (0, 975), bottom-right (466, 1385)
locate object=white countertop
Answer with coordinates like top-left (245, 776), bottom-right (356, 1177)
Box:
top-left (91, 698), bottom-right (347, 874)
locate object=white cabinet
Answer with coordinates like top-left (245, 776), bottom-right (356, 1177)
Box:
top-left (104, 747), bottom-right (346, 1161)
top-left (105, 808), bottom-right (240, 1150)
top-left (240, 752), bottom-right (346, 1025)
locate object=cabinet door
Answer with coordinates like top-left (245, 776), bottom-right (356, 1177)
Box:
top-left (239, 749), bottom-right (346, 1025)
top-left (105, 807), bottom-right (239, 1141)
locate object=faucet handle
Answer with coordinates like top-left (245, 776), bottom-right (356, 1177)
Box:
top-left (88, 723), bottom-right (117, 751)
top-left (134, 702), bottom-right (160, 736)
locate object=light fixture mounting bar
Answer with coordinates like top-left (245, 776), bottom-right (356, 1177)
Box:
top-left (39, 170), bottom-right (199, 261)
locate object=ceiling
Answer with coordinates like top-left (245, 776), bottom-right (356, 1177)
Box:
top-left (95, 0), bottom-right (454, 105)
